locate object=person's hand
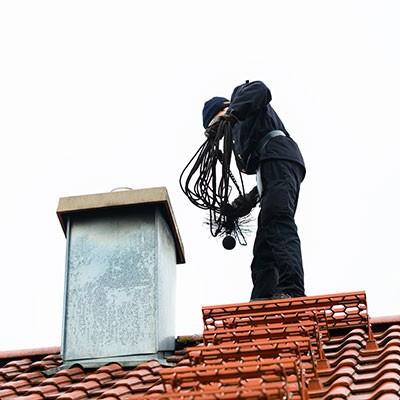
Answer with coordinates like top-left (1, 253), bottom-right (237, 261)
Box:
top-left (204, 119), bottom-right (221, 138)
top-left (245, 186), bottom-right (260, 207)
top-left (230, 188), bottom-right (259, 218)
top-left (218, 112), bottom-right (239, 127)
top-left (230, 195), bottom-right (253, 218)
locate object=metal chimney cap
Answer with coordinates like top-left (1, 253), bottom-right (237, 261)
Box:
top-left (56, 186), bottom-right (185, 264)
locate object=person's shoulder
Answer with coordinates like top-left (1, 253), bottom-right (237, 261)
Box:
top-left (273, 134), bottom-right (296, 145)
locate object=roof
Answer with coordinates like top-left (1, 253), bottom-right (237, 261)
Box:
top-left (1, 291), bottom-right (399, 399)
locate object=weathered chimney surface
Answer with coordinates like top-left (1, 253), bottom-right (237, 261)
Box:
top-left (57, 187), bottom-right (185, 368)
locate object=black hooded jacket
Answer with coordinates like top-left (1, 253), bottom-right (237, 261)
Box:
top-left (228, 80), bottom-right (305, 176)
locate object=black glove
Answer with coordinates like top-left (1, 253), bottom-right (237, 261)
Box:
top-left (247, 186), bottom-right (260, 206)
top-left (218, 111), bottom-right (239, 127)
top-left (230, 187), bottom-right (259, 218)
top-left (204, 119), bottom-right (221, 138)
top-left (232, 187), bottom-right (259, 207)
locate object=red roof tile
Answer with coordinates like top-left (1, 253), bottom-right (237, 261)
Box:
top-left (1, 291), bottom-right (400, 399)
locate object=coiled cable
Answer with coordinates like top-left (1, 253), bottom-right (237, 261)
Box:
top-left (179, 120), bottom-right (249, 245)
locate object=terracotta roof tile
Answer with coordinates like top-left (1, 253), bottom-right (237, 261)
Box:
top-left (55, 366), bottom-right (86, 382)
top-left (16, 371), bottom-right (47, 386)
top-left (30, 356), bottom-right (61, 371)
top-left (109, 375), bottom-right (141, 390)
top-left (14, 394), bottom-right (45, 400)
top-left (95, 363), bottom-right (124, 376)
top-left (1, 290), bottom-right (400, 399)
top-left (0, 378), bottom-right (32, 393)
top-left (26, 383), bottom-right (59, 396)
top-left (56, 389), bottom-right (88, 400)
top-left (97, 384), bottom-right (131, 398)
top-left (40, 375), bottom-right (72, 389)
top-left (0, 387), bottom-right (21, 399)
top-left (81, 371), bottom-right (113, 386)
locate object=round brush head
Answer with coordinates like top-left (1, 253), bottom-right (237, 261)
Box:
top-left (222, 235), bottom-right (236, 250)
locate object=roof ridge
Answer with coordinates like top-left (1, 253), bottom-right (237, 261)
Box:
top-left (0, 347), bottom-right (60, 361)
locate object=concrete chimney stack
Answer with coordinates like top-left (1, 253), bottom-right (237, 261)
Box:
top-left (56, 187), bottom-right (185, 368)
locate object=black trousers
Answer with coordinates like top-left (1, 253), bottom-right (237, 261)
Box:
top-left (250, 159), bottom-right (305, 300)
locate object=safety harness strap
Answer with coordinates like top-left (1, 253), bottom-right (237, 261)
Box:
top-left (256, 129), bottom-right (286, 156)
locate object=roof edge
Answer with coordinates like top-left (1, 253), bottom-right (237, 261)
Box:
top-left (0, 346), bottom-right (60, 361)
top-left (370, 315), bottom-right (400, 325)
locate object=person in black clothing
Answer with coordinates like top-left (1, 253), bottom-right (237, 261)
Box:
top-left (202, 80), bottom-right (306, 300)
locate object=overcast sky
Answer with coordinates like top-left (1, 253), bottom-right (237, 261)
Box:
top-left (1, 1), bottom-right (400, 351)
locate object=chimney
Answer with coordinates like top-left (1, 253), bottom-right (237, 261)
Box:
top-left (56, 187), bottom-right (185, 368)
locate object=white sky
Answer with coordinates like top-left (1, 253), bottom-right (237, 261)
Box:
top-left (1, 1), bottom-right (400, 351)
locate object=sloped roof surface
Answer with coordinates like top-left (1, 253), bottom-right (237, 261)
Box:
top-left (1, 291), bottom-right (399, 399)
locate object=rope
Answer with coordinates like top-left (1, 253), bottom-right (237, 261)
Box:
top-left (179, 120), bottom-right (249, 244)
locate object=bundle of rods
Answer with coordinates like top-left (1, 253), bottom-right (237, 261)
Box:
top-left (179, 120), bottom-right (248, 243)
